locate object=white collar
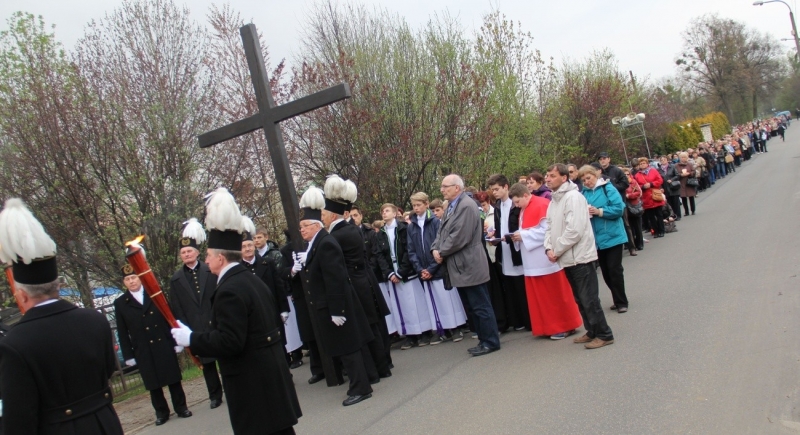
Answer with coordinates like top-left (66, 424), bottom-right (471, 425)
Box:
top-left (34, 299), bottom-right (59, 308)
top-left (185, 261), bottom-right (199, 270)
top-left (385, 219), bottom-right (397, 230)
top-left (242, 256), bottom-right (256, 265)
top-left (217, 262), bottom-right (238, 284)
top-left (305, 230), bottom-right (322, 254)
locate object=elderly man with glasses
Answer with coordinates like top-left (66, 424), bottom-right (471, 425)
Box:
top-left (431, 174), bottom-right (501, 357)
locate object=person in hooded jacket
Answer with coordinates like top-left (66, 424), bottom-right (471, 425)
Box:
top-left (578, 165), bottom-right (630, 313)
top-left (406, 192), bottom-right (468, 344)
top-left (375, 204), bottom-right (433, 349)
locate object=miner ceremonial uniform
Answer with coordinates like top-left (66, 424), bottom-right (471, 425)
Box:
top-left (169, 219), bottom-right (223, 408)
top-left (0, 198), bottom-right (123, 435)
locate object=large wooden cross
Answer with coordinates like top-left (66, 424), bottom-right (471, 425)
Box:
top-left (198, 23), bottom-right (349, 387)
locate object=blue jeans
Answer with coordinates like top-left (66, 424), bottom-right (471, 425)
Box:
top-left (708, 166), bottom-right (716, 184)
top-left (458, 283), bottom-right (501, 349)
top-left (716, 161), bottom-right (726, 177)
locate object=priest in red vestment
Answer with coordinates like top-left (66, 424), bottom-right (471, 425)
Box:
top-left (508, 183), bottom-right (583, 339)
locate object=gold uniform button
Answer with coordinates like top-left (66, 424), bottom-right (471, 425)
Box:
top-left (65, 409), bottom-right (72, 416)
top-left (104, 393), bottom-right (110, 399)
top-left (150, 340), bottom-right (153, 343)
top-left (267, 337), bottom-right (272, 342)
top-left (145, 327), bottom-right (150, 331)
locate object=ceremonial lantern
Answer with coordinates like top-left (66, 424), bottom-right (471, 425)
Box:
top-left (125, 236), bottom-right (203, 369)
top-left (0, 199), bottom-right (60, 314)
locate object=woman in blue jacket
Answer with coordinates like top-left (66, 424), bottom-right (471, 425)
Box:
top-left (578, 165), bottom-right (630, 313)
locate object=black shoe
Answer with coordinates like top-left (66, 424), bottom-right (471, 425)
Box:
top-left (155, 416), bottom-right (169, 426)
top-left (617, 306), bottom-right (628, 313)
top-left (467, 345), bottom-right (482, 354)
top-left (610, 305), bottom-right (617, 311)
top-left (210, 399), bottom-right (223, 409)
top-left (176, 409), bottom-right (192, 418)
top-left (388, 363), bottom-right (394, 369)
top-left (308, 373), bottom-right (325, 384)
top-left (470, 344), bottom-right (499, 357)
top-left (342, 393), bottom-right (372, 406)
top-left (290, 360), bottom-right (303, 369)
top-left (379, 371), bottom-right (392, 378)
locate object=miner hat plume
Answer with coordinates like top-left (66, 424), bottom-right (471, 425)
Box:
top-left (0, 198), bottom-right (59, 285)
top-left (343, 179), bottom-right (358, 211)
top-left (241, 216), bottom-right (256, 241)
top-left (204, 188), bottom-right (245, 251)
top-left (299, 186), bottom-right (325, 222)
top-left (323, 175), bottom-right (349, 215)
top-left (179, 217), bottom-right (206, 250)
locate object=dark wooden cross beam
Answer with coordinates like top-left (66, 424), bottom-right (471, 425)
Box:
top-left (198, 23), bottom-right (350, 387)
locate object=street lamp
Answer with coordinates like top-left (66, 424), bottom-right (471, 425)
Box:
top-left (611, 112), bottom-right (651, 165)
top-left (754, 0), bottom-right (800, 58)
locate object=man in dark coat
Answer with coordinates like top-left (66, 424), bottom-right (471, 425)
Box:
top-left (116, 266), bottom-right (191, 426)
top-left (242, 230), bottom-right (298, 368)
top-left (0, 198), bottom-right (124, 435)
top-left (171, 188), bottom-right (301, 435)
top-left (291, 186), bottom-right (374, 406)
top-left (322, 175), bottom-right (391, 380)
top-left (169, 221), bottom-right (223, 409)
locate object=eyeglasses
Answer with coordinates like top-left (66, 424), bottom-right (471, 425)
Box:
top-left (440, 184), bottom-right (456, 189)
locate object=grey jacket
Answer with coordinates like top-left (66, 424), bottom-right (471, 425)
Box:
top-left (431, 191), bottom-right (490, 287)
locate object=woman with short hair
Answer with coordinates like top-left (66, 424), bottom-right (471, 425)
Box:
top-left (578, 165), bottom-right (630, 313)
top-left (633, 157), bottom-right (666, 238)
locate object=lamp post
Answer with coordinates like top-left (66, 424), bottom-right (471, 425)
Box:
top-left (754, 0), bottom-right (800, 59)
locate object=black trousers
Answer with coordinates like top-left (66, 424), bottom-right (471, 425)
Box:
top-left (643, 208), bottom-right (664, 236)
top-left (622, 208), bottom-right (635, 249)
top-left (499, 272), bottom-right (530, 330)
top-left (667, 195), bottom-right (682, 220)
top-left (564, 263), bottom-right (614, 341)
top-left (681, 196), bottom-right (696, 215)
top-left (150, 382), bottom-right (187, 418)
top-left (487, 261), bottom-right (508, 331)
top-left (202, 360), bottom-right (223, 401)
top-left (339, 348), bottom-right (373, 396)
top-left (597, 244), bottom-right (628, 308)
top-left (364, 323), bottom-right (390, 375)
top-left (629, 212), bottom-right (644, 250)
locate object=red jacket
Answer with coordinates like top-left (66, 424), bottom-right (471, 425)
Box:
top-left (634, 168), bottom-right (665, 209)
top-left (625, 177), bottom-right (642, 206)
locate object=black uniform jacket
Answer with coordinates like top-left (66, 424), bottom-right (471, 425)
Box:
top-left (242, 254), bottom-right (290, 315)
top-left (375, 220), bottom-right (417, 282)
top-left (280, 241), bottom-right (315, 343)
top-left (169, 262), bottom-right (218, 364)
top-left (114, 290), bottom-right (182, 391)
top-left (298, 229), bottom-right (373, 357)
top-left (330, 220), bottom-right (390, 324)
top-left (190, 264), bottom-right (301, 435)
top-left (0, 300), bottom-right (123, 435)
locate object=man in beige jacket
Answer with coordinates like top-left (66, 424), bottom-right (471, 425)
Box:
top-left (544, 164), bottom-right (614, 350)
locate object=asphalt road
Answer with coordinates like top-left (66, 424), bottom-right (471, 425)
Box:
top-left (140, 131), bottom-right (800, 435)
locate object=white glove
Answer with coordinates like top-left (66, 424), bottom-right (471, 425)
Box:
top-left (174, 346), bottom-right (184, 353)
top-left (171, 320), bottom-right (193, 347)
top-left (125, 359), bottom-right (136, 367)
top-left (291, 258), bottom-right (302, 276)
top-left (294, 251), bottom-right (307, 265)
top-left (331, 316), bottom-right (346, 326)
top-left (280, 312), bottom-right (289, 324)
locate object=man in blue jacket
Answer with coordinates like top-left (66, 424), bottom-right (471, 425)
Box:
top-left (407, 192), bottom-right (467, 344)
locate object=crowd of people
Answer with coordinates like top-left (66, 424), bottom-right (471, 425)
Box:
top-left (0, 114), bottom-right (786, 435)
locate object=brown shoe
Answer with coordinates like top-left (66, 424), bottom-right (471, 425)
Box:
top-left (573, 333), bottom-right (592, 344)
top-left (584, 338), bottom-right (614, 349)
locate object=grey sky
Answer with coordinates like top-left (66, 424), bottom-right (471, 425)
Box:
top-left (1, 0), bottom-right (797, 82)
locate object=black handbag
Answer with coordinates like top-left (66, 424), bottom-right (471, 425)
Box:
top-left (687, 177), bottom-right (699, 187)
